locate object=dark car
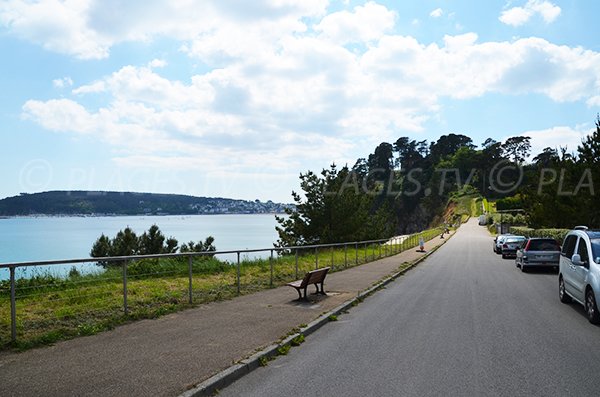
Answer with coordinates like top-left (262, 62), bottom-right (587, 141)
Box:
top-left (501, 236), bottom-right (526, 258)
top-left (515, 238), bottom-right (561, 272)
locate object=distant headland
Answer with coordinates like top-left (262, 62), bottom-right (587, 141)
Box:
top-left (0, 191), bottom-right (292, 216)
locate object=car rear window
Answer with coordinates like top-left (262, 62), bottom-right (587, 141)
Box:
top-left (592, 239), bottom-right (600, 264)
top-left (505, 237), bottom-right (525, 244)
top-left (527, 239), bottom-right (560, 251)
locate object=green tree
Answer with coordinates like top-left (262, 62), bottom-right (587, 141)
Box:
top-left (502, 136), bottom-right (531, 163)
top-left (180, 236), bottom-right (216, 254)
top-left (578, 114), bottom-right (600, 165)
top-left (275, 164), bottom-right (392, 247)
top-left (429, 133), bottom-right (474, 163)
top-left (532, 147), bottom-right (559, 167)
top-left (139, 224), bottom-right (167, 255)
top-left (90, 234), bottom-right (112, 260)
top-left (112, 227), bottom-right (139, 256)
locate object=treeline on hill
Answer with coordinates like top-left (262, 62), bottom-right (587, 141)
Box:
top-left (0, 191), bottom-right (289, 216)
top-left (276, 115), bottom-right (600, 246)
top-left (90, 224), bottom-right (215, 267)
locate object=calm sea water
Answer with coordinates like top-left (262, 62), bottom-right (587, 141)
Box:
top-left (0, 214), bottom-right (281, 280)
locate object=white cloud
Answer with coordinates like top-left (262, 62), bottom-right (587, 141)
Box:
top-left (315, 2), bottom-right (396, 44)
top-left (52, 77), bottom-right (73, 88)
top-left (72, 81), bottom-right (105, 95)
top-left (499, 6), bottom-right (533, 26)
top-left (0, 0), bottom-right (328, 59)
top-left (587, 96), bottom-right (600, 108)
top-left (9, 2), bottom-right (600, 182)
top-left (148, 59), bottom-right (167, 68)
top-left (430, 8), bottom-right (443, 18)
top-left (499, 0), bottom-right (561, 27)
top-left (505, 125), bottom-right (591, 160)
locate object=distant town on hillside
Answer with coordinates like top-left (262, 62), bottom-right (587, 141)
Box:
top-left (0, 191), bottom-right (292, 216)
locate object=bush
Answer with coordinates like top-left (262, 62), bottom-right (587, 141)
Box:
top-left (509, 226), bottom-right (569, 241)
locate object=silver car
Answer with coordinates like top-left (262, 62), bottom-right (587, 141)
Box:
top-left (501, 236), bottom-right (526, 259)
top-left (515, 238), bottom-right (560, 272)
top-left (558, 228), bottom-right (600, 324)
top-left (494, 234), bottom-right (513, 254)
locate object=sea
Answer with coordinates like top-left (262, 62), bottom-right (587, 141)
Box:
top-left (0, 214), bottom-right (282, 280)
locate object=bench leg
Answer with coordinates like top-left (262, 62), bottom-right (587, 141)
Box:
top-left (303, 286), bottom-right (308, 300)
top-left (295, 288), bottom-right (302, 300)
top-left (313, 283), bottom-right (326, 295)
top-left (319, 281), bottom-right (326, 295)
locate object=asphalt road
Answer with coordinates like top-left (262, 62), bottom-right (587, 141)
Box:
top-left (220, 219), bottom-right (600, 397)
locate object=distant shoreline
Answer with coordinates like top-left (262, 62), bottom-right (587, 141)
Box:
top-left (0, 190), bottom-right (293, 218)
top-left (0, 213), bottom-right (286, 219)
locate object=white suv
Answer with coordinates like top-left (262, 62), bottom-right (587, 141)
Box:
top-left (558, 227), bottom-right (600, 323)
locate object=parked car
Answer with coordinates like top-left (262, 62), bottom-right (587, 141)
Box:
top-left (501, 236), bottom-right (526, 258)
top-left (558, 227), bottom-right (600, 324)
top-left (494, 234), bottom-right (513, 253)
top-left (515, 238), bottom-right (561, 272)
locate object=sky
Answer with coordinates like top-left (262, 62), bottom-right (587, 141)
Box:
top-left (1, 0), bottom-right (599, 203)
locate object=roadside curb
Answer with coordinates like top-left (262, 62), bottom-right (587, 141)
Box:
top-left (180, 232), bottom-right (453, 397)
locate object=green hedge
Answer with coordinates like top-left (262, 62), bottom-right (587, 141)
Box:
top-left (509, 226), bottom-right (570, 242)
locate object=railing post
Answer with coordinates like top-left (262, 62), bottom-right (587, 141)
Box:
top-left (315, 247), bottom-right (319, 270)
top-left (188, 255), bottom-right (193, 304)
top-left (331, 246), bottom-right (334, 271)
top-left (364, 242), bottom-right (367, 263)
top-left (295, 249), bottom-right (299, 279)
top-left (236, 252), bottom-right (241, 295)
top-left (355, 242), bottom-right (358, 265)
top-left (379, 243), bottom-right (382, 258)
top-left (10, 266), bottom-right (16, 343)
top-left (344, 244), bottom-right (348, 268)
top-left (122, 260), bottom-right (128, 316)
top-left (270, 250), bottom-right (274, 287)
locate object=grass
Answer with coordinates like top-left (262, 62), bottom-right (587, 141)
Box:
top-left (0, 227), bottom-right (444, 350)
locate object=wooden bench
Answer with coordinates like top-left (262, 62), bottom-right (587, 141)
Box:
top-left (287, 267), bottom-right (330, 300)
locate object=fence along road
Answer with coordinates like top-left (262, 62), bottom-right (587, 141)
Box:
top-left (220, 218), bottom-right (600, 397)
top-left (0, 229), bottom-right (448, 397)
top-left (0, 230), bottom-right (441, 346)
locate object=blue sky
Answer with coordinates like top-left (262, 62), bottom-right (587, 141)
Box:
top-left (1, 0), bottom-right (599, 203)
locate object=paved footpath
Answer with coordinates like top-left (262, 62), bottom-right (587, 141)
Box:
top-left (0, 230), bottom-right (453, 397)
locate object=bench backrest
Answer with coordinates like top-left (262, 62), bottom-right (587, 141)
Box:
top-left (300, 267), bottom-right (330, 287)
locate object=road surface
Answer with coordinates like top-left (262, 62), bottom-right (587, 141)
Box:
top-left (221, 219), bottom-right (600, 396)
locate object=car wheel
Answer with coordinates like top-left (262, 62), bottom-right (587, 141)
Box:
top-left (501, 254), bottom-right (506, 259)
top-left (585, 289), bottom-right (600, 324)
top-left (521, 264), bottom-right (527, 273)
top-left (559, 276), bottom-right (571, 304)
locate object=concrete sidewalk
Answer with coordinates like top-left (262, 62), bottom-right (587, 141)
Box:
top-left (0, 231), bottom-right (453, 397)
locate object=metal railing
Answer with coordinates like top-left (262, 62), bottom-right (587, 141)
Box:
top-left (0, 227), bottom-right (444, 345)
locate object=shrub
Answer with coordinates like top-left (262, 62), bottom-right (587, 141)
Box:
top-left (509, 227), bottom-right (569, 241)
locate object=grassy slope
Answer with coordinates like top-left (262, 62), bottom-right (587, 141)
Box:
top-left (0, 228), bottom-right (443, 350)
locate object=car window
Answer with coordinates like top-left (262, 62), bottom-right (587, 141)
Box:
top-left (528, 239), bottom-right (560, 251)
top-left (591, 239), bottom-right (600, 264)
top-left (577, 238), bottom-right (589, 263)
top-left (562, 235), bottom-right (577, 257)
